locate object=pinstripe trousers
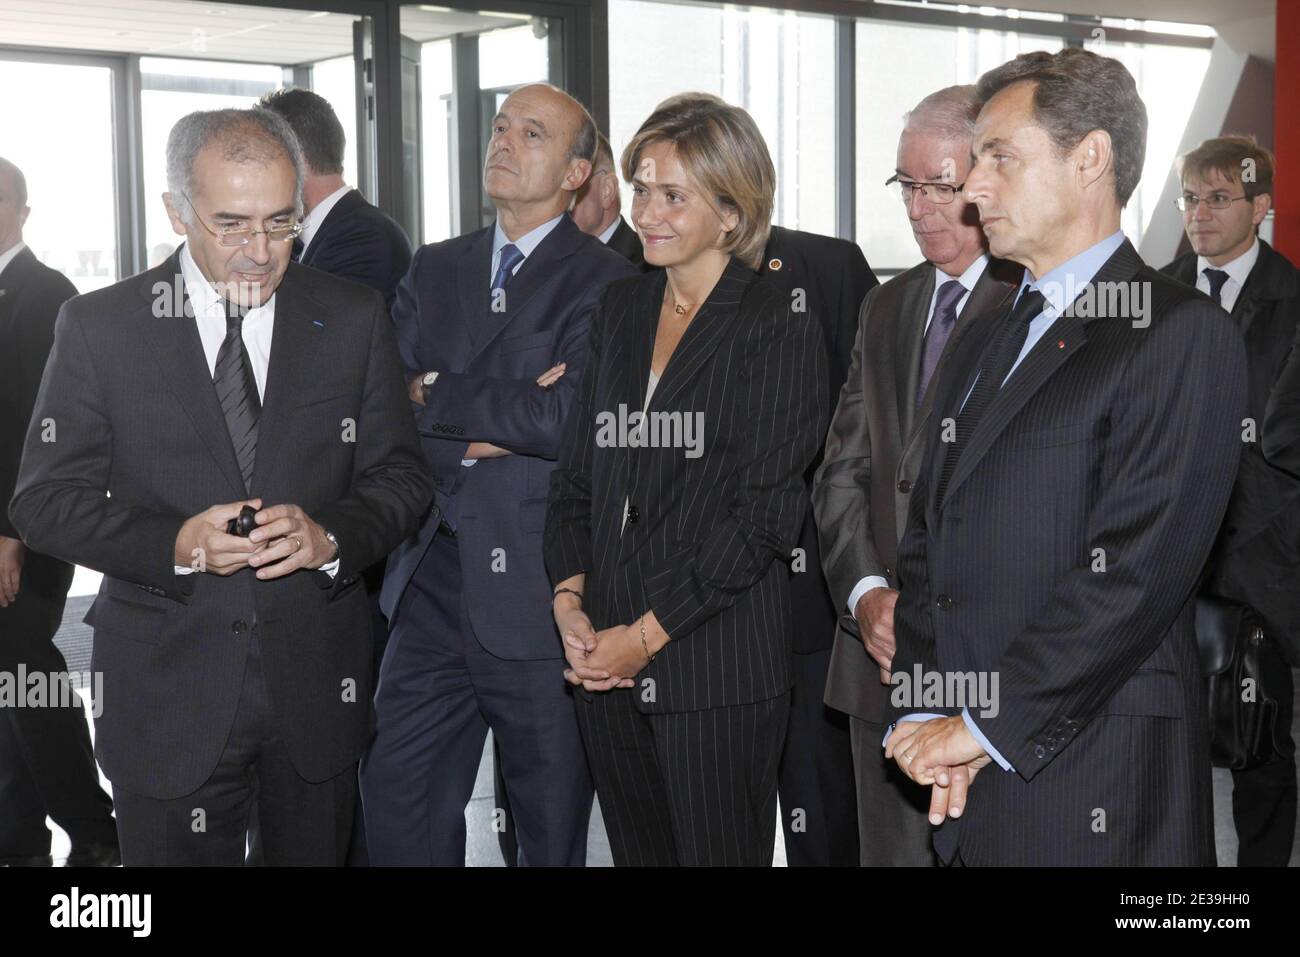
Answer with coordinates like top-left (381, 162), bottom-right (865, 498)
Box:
top-left (575, 688), bottom-right (789, 866)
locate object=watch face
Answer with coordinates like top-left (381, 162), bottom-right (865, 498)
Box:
top-left (422, 372), bottom-right (437, 386)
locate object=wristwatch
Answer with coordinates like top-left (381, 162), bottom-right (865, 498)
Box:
top-left (324, 529), bottom-right (340, 564)
top-left (421, 371), bottom-right (439, 399)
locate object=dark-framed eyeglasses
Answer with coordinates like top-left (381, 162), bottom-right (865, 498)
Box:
top-left (886, 174), bottom-right (964, 205)
top-left (181, 191), bottom-right (303, 247)
top-left (1174, 192), bottom-right (1250, 212)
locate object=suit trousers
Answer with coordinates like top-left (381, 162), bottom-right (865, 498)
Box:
top-left (0, 554), bottom-right (116, 858)
top-left (1230, 658), bottom-right (1297, 866)
top-left (576, 684), bottom-right (789, 866)
top-left (360, 530), bottom-right (592, 866)
top-left (777, 647), bottom-right (860, 865)
top-left (111, 627), bottom-right (356, 866)
top-left (848, 716), bottom-right (937, 866)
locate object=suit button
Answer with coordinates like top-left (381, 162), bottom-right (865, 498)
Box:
top-left (232, 620), bottom-right (247, 635)
top-left (1033, 745), bottom-right (1046, 759)
top-left (935, 594), bottom-right (953, 610)
top-left (627, 504), bottom-right (640, 525)
top-left (897, 479), bottom-right (912, 493)
top-left (884, 566), bottom-right (893, 577)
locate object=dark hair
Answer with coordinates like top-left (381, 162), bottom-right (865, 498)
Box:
top-left (592, 132), bottom-right (615, 173)
top-left (1178, 134), bottom-right (1274, 199)
top-left (568, 107), bottom-right (598, 167)
top-left (0, 156), bottom-right (27, 207)
top-left (258, 88), bottom-right (345, 176)
top-left (975, 48), bottom-right (1147, 207)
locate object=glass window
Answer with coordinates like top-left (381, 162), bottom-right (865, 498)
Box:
top-left (608, 0), bottom-right (837, 235)
top-left (0, 59), bottom-right (118, 293)
top-left (310, 55), bottom-right (361, 190)
top-left (420, 39), bottom-right (455, 244)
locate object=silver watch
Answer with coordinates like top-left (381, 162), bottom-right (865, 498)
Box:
top-left (324, 529), bottom-right (340, 563)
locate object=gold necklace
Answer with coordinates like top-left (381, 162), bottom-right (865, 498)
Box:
top-left (668, 286), bottom-right (696, 318)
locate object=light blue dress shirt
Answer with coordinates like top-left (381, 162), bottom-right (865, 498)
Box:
top-left (886, 230), bottom-right (1127, 773)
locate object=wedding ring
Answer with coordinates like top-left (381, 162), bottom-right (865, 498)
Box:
top-left (291, 536), bottom-right (302, 552)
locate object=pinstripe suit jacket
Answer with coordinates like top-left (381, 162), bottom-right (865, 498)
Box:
top-left (889, 239), bottom-right (1247, 865)
top-left (545, 256), bottom-right (829, 712)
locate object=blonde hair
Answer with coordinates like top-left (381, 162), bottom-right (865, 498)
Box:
top-left (620, 92), bottom-right (775, 269)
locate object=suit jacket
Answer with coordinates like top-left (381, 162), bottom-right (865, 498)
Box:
top-left (8, 251), bottom-right (434, 799)
top-left (815, 256), bottom-right (1019, 719)
top-left (889, 239), bottom-right (1246, 865)
top-left (1161, 240), bottom-right (1300, 663)
top-left (0, 247), bottom-right (77, 547)
top-left (299, 188), bottom-right (413, 313)
top-left (604, 215), bottom-right (647, 271)
top-left (760, 225), bottom-right (878, 654)
top-left (381, 214), bottom-right (636, 659)
top-left (544, 257), bottom-right (830, 712)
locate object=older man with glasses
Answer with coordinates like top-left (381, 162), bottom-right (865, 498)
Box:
top-left (9, 107), bottom-right (433, 865)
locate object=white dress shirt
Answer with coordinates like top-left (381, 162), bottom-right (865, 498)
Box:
top-left (174, 244), bottom-right (338, 577)
top-left (1196, 236), bottom-right (1259, 315)
top-left (845, 253), bottom-right (990, 618)
top-left (0, 240), bottom-right (27, 279)
top-left (298, 184), bottom-right (352, 257)
top-left (596, 216), bottom-right (621, 245)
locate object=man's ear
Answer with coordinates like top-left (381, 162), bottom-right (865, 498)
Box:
top-left (162, 192), bottom-right (189, 237)
top-left (1250, 191), bottom-right (1271, 227)
top-left (17, 205), bottom-right (30, 231)
top-left (1076, 129), bottom-right (1113, 192)
top-left (562, 158), bottom-right (594, 195)
top-left (601, 171), bottom-right (621, 212)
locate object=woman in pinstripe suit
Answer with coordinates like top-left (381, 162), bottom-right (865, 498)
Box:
top-left (544, 93), bottom-right (828, 865)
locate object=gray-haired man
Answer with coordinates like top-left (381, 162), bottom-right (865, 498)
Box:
top-left (9, 108), bottom-right (433, 865)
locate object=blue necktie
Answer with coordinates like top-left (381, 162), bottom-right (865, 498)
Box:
top-left (1202, 268), bottom-right (1229, 308)
top-left (492, 243), bottom-right (525, 293)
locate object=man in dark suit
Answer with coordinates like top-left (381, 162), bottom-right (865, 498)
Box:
top-left (813, 87), bottom-right (1019, 866)
top-left (259, 88), bottom-right (413, 313)
top-left (365, 83), bottom-right (635, 866)
top-left (570, 133), bottom-right (646, 269)
top-left (1162, 135), bottom-right (1300, 866)
top-left (759, 225), bottom-right (876, 866)
top-left (885, 49), bottom-right (1247, 866)
top-left (8, 109), bottom-right (432, 865)
top-left (0, 157), bottom-right (119, 867)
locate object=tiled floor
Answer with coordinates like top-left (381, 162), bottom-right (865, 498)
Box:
top-left (45, 594), bottom-right (1294, 866)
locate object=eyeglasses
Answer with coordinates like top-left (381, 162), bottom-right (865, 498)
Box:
top-left (886, 174), bottom-right (965, 205)
top-left (1174, 192), bottom-right (1250, 212)
top-left (181, 192), bottom-right (303, 247)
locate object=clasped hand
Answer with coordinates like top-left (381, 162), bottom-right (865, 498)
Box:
top-left (885, 715), bottom-right (994, 825)
top-left (173, 499), bottom-right (335, 579)
top-left (554, 602), bottom-right (653, 692)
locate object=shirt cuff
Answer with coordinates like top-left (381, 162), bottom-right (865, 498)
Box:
top-left (318, 558), bottom-right (340, 579)
top-left (962, 707), bottom-right (1014, 771)
top-left (848, 576), bottom-right (890, 618)
top-left (174, 565), bottom-right (194, 575)
top-left (461, 459), bottom-right (477, 467)
top-left (881, 712), bottom-right (946, 748)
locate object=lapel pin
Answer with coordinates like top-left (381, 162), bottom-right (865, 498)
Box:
top-left (1057, 339), bottom-right (1065, 349)
top-left (768, 257), bottom-right (782, 271)
top-left (312, 320), bottom-right (324, 327)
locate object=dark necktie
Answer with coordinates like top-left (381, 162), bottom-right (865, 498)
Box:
top-left (1202, 267), bottom-right (1229, 307)
top-left (213, 297), bottom-right (261, 491)
top-left (917, 279), bottom-right (967, 408)
top-left (491, 243), bottom-right (525, 294)
top-left (291, 236), bottom-right (305, 262)
top-left (935, 288), bottom-right (1047, 509)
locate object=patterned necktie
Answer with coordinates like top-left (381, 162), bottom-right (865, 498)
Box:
top-left (935, 288), bottom-right (1047, 509)
top-left (213, 296), bottom-right (261, 491)
top-left (1202, 268), bottom-right (1229, 307)
top-left (491, 243), bottom-right (525, 294)
top-left (916, 279), bottom-right (967, 408)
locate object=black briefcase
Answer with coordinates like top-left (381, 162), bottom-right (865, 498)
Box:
top-left (1195, 595), bottom-right (1288, 771)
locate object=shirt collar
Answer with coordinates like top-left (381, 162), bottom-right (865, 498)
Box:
top-left (0, 240), bottom-right (28, 279)
top-left (300, 185), bottom-right (352, 253)
top-left (935, 253), bottom-right (989, 294)
top-left (1197, 236), bottom-right (1259, 288)
top-left (179, 242), bottom-right (275, 318)
top-left (596, 216), bottom-right (621, 245)
top-left (493, 213), bottom-right (565, 262)
top-left (1019, 230), bottom-right (1126, 318)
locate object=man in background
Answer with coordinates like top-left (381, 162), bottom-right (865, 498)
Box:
top-left (0, 156), bottom-right (120, 868)
top-left (813, 86), bottom-right (1017, 866)
top-left (570, 133), bottom-right (646, 269)
top-left (1162, 134), bottom-right (1300, 866)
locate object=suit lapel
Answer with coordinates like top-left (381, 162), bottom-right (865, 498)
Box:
top-left (130, 251), bottom-right (247, 496)
top-left (627, 270), bottom-right (667, 411)
top-left (249, 264), bottom-right (325, 492)
top-left (937, 241), bottom-right (1142, 510)
top-left (457, 228), bottom-right (494, 352)
top-left (894, 266), bottom-right (936, 442)
top-left (647, 257), bottom-right (753, 415)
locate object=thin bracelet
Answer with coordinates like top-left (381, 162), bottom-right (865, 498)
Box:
top-left (553, 586), bottom-right (583, 602)
top-left (639, 615), bottom-right (655, 662)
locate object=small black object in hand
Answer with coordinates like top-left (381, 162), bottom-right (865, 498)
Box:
top-left (226, 505), bottom-right (259, 537)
